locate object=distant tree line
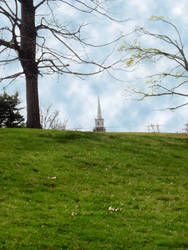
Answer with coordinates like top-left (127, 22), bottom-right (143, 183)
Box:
top-left (0, 91), bottom-right (67, 129)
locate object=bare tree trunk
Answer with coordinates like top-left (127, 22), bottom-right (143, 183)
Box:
top-left (26, 74), bottom-right (41, 128)
top-left (19, 0), bottom-right (41, 128)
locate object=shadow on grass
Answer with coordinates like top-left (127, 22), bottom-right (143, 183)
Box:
top-left (38, 130), bottom-right (106, 144)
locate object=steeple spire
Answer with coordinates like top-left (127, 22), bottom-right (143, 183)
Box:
top-left (93, 96), bottom-right (106, 132)
top-left (97, 96), bottom-right (102, 119)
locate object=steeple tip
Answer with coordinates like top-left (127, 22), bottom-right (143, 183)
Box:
top-left (97, 96), bottom-right (102, 119)
top-left (93, 96), bottom-right (106, 132)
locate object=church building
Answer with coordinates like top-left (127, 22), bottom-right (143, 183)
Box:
top-left (93, 97), bottom-right (106, 132)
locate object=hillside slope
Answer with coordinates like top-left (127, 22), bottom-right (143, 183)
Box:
top-left (0, 129), bottom-right (188, 249)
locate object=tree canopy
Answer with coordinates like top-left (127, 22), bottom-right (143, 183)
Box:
top-left (0, 91), bottom-right (24, 128)
top-left (119, 16), bottom-right (188, 110)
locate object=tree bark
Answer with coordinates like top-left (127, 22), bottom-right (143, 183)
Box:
top-left (26, 74), bottom-right (41, 128)
top-left (19, 0), bottom-right (41, 128)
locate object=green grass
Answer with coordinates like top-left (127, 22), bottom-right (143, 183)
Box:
top-left (0, 128), bottom-right (188, 249)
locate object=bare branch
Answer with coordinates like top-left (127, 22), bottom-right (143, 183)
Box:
top-left (40, 103), bottom-right (67, 130)
top-left (119, 16), bottom-right (188, 109)
top-left (169, 102), bottom-right (188, 110)
top-left (0, 72), bottom-right (24, 82)
top-left (35, 0), bottom-right (46, 10)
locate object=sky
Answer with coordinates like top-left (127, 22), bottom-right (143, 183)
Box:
top-left (1, 0), bottom-right (188, 132)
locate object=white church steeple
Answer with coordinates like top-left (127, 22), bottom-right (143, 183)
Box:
top-left (97, 96), bottom-right (102, 119)
top-left (93, 97), bottom-right (106, 132)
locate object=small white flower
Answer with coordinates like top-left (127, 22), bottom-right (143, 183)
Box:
top-left (50, 176), bottom-right (56, 180)
top-left (71, 212), bottom-right (77, 216)
top-left (108, 206), bottom-right (119, 212)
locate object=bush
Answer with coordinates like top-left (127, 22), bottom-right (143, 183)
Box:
top-left (0, 92), bottom-right (25, 128)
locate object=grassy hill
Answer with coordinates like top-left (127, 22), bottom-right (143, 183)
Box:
top-left (0, 128), bottom-right (187, 249)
